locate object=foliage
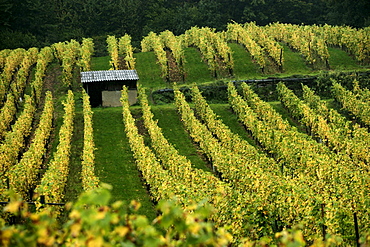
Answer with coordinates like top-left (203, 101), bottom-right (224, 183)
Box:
top-left (106, 35), bottom-right (119, 70)
top-left (2, 185), bottom-right (359, 246)
top-left (34, 90), bottom-right (75, 210)
top-left (1, 0), bottom-right (369, 50)
top-left (0, 184), bottom-right (232, 246)
top-left (8, 91), bottom-right (54, 201)
top-left (81, 90), bottom-right (100, 191)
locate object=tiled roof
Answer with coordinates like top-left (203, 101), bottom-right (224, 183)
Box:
top-left (81, 70), bottom-right (139, 83)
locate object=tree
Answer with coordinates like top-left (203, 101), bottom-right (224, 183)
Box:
top-left (325, 0), bottom-right (370, 27)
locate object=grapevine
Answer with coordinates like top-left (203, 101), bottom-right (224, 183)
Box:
top-left (81, 89), bottom-right (100, 191)
top-left (107, 35), bottom-right (119, 70)
top-left (141, 32), bottom-right (168, 79)
top-left (229, 82), bottom-right (370, 240)
top-left (8, 91), bottom-right (54, 200)
top-left (79, 38), bottom-right (94, 72)
top-left (35, 90), bottom-right (75, 209)
top-left (118, 34), bottom-right (136, 70)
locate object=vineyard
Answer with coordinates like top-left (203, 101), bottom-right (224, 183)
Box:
top-left (1, 22), bottom-right (370, 246)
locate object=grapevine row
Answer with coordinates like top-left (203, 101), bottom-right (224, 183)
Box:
top-left (138, 85), bottom-right (250, 241)
top-left (81, 89), bottom-right (100, 191)
top-left (174, 86), bottom-right (325, 239)
top-left (0, 49), bottom-right (11, 70)
top-left (10, 48), bottom-right (39, 102)
top-left (79, 38), bottom-right (94, 72)
top-left (229, 82), bottom-right (370, 240)
top-left (353, 79), bottom-right (370, 104)
top-left (35, 90), bottom-right (75, 207)
top-left (7, 91), bottom-right (54, 200)
top-left (0, 48), bottom-right (26, 103)
top-left (184, 27), bottom-right (233, 78)
top-left (0, 93), bottom-right (16, 140)
top-left (160, 30), bottom-right (186, 71)
top-left (118, 34), bottom-right (136, 70)
top-left (107, 35), bottom-right (120, 70)
top-left (141, 32), bottom-right (168, 78)
top-left (30, 46), bottom-right (54, 105)
top-left (331, 80), bottom-right (370, 126)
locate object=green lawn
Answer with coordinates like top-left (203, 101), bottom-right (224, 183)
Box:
top-left (151, 104), bottom-right (212, 172)
top-left (229, 43), bottom-right (262, 79)
top-left (91, 56), bottom-right (110, 71)
top-left (134, 51), bottom-right (164, 90)
top-left (328, 47), bottom-right (360, 70)
top-left (279, 43), bottom-right (312, 75)
top-left (183, 47), bottom-right (213, 84)
top-left (92, 107), bottom-right (157, 220)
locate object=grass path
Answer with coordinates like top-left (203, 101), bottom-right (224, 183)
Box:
top-left (151, 104), bottom-right (212, 172)
top-left (280, 43), bottom-right (312, 75)
top-left (92, 107), bottom-right (157, 220)
top-left (135, 51), bottom-right (164, 90)
top-left (183, 47), bottom-right (212, 84)
top-left (328, 47), bottom-right (359, 70)
top-left (209, 104), bottom-right (258, 146)
top-left (229, 43), bottom-right (262, 79)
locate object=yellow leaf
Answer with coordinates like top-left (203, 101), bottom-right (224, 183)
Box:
top-left (114, 226), bottom-right (129, 237)
top-left (4, 201), bottom-right (22, 213)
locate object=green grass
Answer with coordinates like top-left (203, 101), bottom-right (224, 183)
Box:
top-left (92, 107), bottom-right (157, 220)
top-left (91, 56), bottom-right (110, 70)
top-left (229, 43), bottom-right (262, 79)
top-left (328, 47), bottom-right (359, 70)
top-left (151, 104), bottom-right (212, 172)
top-left (183, 47), bottom-right (213, 84)
top-left (280, 43), bottom-right (312, 75)
top-left (134, 51), bottom-right (165, 90)
top-left (91, 43), bottom-right (368, 91)
top-left (209, 103), bottom-right (259, 146)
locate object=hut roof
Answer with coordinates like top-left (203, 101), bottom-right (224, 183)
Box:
top-left (81, 70), bottom-right (139, 83)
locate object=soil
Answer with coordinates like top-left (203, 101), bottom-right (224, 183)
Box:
top-left (118, 57), bottom-right (129, 70)
top-left (38, 64), bottom-right (62, 168)
top-left (214, 55), bottom-right (233, 79)
top-left (165, 50), bottom-right (186, 82)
